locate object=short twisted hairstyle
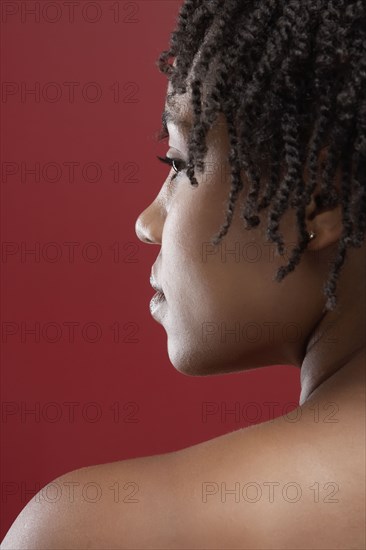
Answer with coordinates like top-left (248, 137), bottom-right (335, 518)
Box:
top-left (156, 0), bottom-right (366, 311)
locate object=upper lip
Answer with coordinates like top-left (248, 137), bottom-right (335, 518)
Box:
top-left (150, 273), bottom-right (164, 294)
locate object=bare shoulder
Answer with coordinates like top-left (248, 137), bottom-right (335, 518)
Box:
top-left (2, 401), bottom-right (365, 549)
top-left (1, 450), bottom-right (181, 549)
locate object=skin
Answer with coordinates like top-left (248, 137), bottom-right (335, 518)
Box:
top-left (2, 70), bottom-right (365, 549)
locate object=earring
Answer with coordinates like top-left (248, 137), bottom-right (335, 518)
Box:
top-left (308, 231), bottom-right (316, 241)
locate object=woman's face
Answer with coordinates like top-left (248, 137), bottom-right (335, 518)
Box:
top-left (135, 80), bottom-right (336, 376)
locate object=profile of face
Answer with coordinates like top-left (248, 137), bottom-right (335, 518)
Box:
top-left (135, 71), bottom-right (345, 377)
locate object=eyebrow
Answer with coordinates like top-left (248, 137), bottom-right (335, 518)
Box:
top-left (161, 109), bottom-right (192, 136)
top-left (161, 110), bottom-right (172, 134)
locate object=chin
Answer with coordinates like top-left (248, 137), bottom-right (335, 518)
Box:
top-left (167, 334), bottom-right (290, 376)
top-left (166, 341), bottom-right (254, 377)
top-left (167, 341), bottom-right (213, 376)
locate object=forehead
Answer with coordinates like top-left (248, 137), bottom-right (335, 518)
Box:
top-left (164, 8), bottom-right (225, 113)
top-left (164, 84), bottom-right (193, 126)
top-left (163, 48), bottom-right (225, 141)
top-left (165, 45), bottom-right (221, 120)
top-left (164, 80), bottom-right (216, 130)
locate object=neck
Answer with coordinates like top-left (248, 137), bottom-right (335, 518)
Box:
top-left (299, 251), bottom-right (365, 405)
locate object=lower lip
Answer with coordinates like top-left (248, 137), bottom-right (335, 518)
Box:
top-left (149, 291), bottom-right (166, 316)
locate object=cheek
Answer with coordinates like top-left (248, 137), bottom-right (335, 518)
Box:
top-left (159, 185), bottom-right (308, 374)
top-left (160, 166), bottom-right (302, 331)
top-left (160, 187), bottom-right (226, 326)
top-left (162, 192), bottom-right (274, 329)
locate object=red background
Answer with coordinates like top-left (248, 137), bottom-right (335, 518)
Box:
top-left (0, 0), bottom-right (300, 539)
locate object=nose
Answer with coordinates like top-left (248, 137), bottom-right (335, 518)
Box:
top-left (135, 201), bottom-right (164, 245)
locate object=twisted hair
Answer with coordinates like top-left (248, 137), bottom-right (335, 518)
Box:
top-left (156, 0), bottom-right (366, 312)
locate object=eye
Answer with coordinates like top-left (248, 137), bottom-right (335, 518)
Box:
top-left (156, 155), bottom-right (186, 180)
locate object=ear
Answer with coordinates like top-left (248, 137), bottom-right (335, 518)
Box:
top-left (304, 147), bottom-right (344, 251)
top-left (305, 201), bottom-right (343, 250)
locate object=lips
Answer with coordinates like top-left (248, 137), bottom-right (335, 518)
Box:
top-left (150, 273), bottom-right (164, 295)
top-left (149, 290), bottom-right (166, 315)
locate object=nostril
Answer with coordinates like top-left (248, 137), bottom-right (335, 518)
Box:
top-left (135, 211), bottom-right (163, 245)
top-left (135, 218), bottom-right (154, 244)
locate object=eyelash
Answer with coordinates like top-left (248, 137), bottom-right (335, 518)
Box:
top-left (156, 155), bottom-right (186, 181)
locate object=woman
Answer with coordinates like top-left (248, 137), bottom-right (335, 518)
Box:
top-left (2, 0), bottom-right (365, 548)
